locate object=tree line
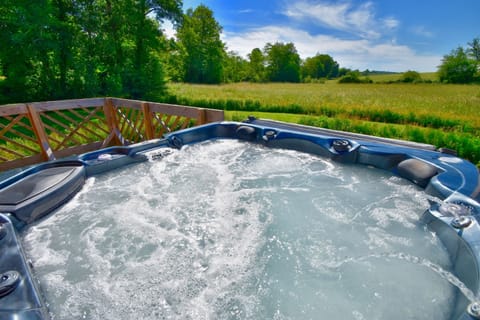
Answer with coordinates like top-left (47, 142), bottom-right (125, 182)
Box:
top-left (1, 2), bottom-right (479, 104)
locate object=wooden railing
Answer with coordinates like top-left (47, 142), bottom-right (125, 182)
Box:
top-left (0, 97), bottom-right (224, 171)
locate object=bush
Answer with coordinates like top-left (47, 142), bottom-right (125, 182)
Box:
top-left (438, 47), bottom-right (478, 84)
top-left (338, 71), bottom-right (372, 83)
top-left (400, 70), bottom-right (423, 83)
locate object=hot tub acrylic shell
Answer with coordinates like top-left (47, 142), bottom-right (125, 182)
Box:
top-left (0, 120), bottom-right (479, 320)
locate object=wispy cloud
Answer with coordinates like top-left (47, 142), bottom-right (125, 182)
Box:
top-left (411, 25), bottom-right (434, 38)
top-left (382, 17), bottom-right (399, 30)
top-left (283, 0), bottom-right (398, 39)
top-left (238, 9), bottom-right (253, 14)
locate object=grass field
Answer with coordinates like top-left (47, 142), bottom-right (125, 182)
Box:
top-left (168, 82), bottom-right (480, 127)
top-left (166, 82), bottom-right (480, 167)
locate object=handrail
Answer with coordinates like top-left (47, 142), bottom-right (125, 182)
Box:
top-left (0, 97), bottom-right (224, 171)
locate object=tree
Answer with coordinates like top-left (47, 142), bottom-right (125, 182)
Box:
top-left (176, 5), bottom-right (225, 84)
top-left (338, 71), bottom-right (372, 83)
top-left (264, 42), bottom-right (301, 82)
top-left (467, 37), bottom-right (480, 62)
top-left (301, 54), bottom-right (339, 80)
top-left (0, 0), bottom-right (57, 103)
top-left (467, 37), bottom-right (480, 81)
top-left (438, 47), bottom-right (477, 84)
top-left (223, 51), bottom-right (248, 83)
top-left (247, 48), bottom-right (266, 82)
top-left (162, 38), bottom-right (185, 82)
top-left (127, 0), bottom-right (182, 99)
top-left (400, 70), bottom-right (422, 83)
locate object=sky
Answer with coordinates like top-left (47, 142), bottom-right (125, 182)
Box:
top-left (164, 0), bottom-right (480, 72)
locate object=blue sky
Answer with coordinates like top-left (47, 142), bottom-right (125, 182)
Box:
top-left (165, 0), bottom-right (480, 72)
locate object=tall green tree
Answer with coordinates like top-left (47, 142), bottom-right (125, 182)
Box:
top-left (247, 48), bottom-right (266, 82)
top-left (162, 38), bottom-right (186, 82)
top-left (223, 51), bottom-right (248, 83)
top-left (467, 37), bottom-right (480, 80)
top-left (264, 42), bottom-right (301, 83)
top-left (438, 47), bottom-right (477, 84)
top-left (127, 0), bottom-right (182, 99)
top-left (467, 37), bottom-right (480, 62)
top-left (176, 5), bottom-right (225, 84)
top-left (301, 54), bottom-right (339, 80)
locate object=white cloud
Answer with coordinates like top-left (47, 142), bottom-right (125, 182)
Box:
top-left (283, 0), bottom-right (399, 39)
top-left (383, 17), bottom-right (400, 30)
top-left (284, 1), bottom-right (351, 31)
top-left (411, 25), bottom-right (434, 38)
top-left (223, 26), bottom-right (441, 72)
top-left (162, 20), bottom-right (176, 39)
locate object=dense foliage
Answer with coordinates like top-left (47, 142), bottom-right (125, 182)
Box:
top-left (400, 71), bottom-right (423, 83)
top-left (176, 5), bottom-right (225, 84)
top-left (302, 54), bottom-right (339, 80)
top-left (0, 0), bottom-right (183, 104)
top-left (264, 42), bottom-right (301, 83)
top-left (338, 71), bottom-right (372, 83)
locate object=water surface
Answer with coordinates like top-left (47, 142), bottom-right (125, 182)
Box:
top-left (22, 140), bottom-right (454, 319)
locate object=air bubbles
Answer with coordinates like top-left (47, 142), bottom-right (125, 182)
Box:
top-left (21, 139), bottom-right (456, 320)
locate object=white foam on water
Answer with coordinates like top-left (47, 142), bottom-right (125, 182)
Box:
top-left (21, 139), bottom-right (456, 319)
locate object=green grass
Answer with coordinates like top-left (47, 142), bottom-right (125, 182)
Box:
top-left (167, 82), bottom-right (480, 167)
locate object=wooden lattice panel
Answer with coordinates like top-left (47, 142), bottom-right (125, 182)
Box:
top-left (0, 111), bottom-right (41, 162)
top-left (115, 106), bottom-right (146, 144)
top-left (38, 106), bottom-right (109, 152)
top-left (151, 112), bottom-right (194, 139)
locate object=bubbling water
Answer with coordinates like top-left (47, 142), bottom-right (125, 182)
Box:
top-left (22, 140), bottom-right (456, 319)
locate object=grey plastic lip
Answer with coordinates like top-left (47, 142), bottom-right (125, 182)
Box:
top-left (1, 120), bottom-right (479, 320)
top-left (0, 270), bottom-right (20, 298)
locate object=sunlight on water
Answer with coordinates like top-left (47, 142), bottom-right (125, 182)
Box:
top-left (22, 140), bottom-right (456, 320)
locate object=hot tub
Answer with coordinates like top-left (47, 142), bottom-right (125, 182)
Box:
top-left (0, 119), bottom-right (479, 319)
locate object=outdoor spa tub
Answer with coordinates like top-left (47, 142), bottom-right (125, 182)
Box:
top-left (0, 119), bottom-right (479, 319)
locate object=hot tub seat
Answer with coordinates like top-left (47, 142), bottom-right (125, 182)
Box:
top-left (0, 162), bottom-right (85, 224)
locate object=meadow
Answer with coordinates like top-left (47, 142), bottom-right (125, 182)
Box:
top-left (166, 81), bottom-right (480, 167)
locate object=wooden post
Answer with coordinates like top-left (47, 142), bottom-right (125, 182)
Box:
top-left (26, 104), bottom-right (55, 161)
top-left (197, 108), bottom-right (206, 125)
top-left (102, 98), bottom-right (122, 146)
top-left (141, 102), bottom-right (154, 140)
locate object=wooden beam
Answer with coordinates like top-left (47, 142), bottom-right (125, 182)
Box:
top-left (197, 108), bottom-right (206, 125)
top-left (26, 104), bottom-right (55, 161)
top-left (142, 102), bottom-right (154, 140)
top-left (103, 98), bottom-right (122, 146)
top-left (205, 109), bottom-right (224, 122)
top-left (32, 98), bottom-right (104, 111)
top-left (0, 104), bottom-right (28, 116)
